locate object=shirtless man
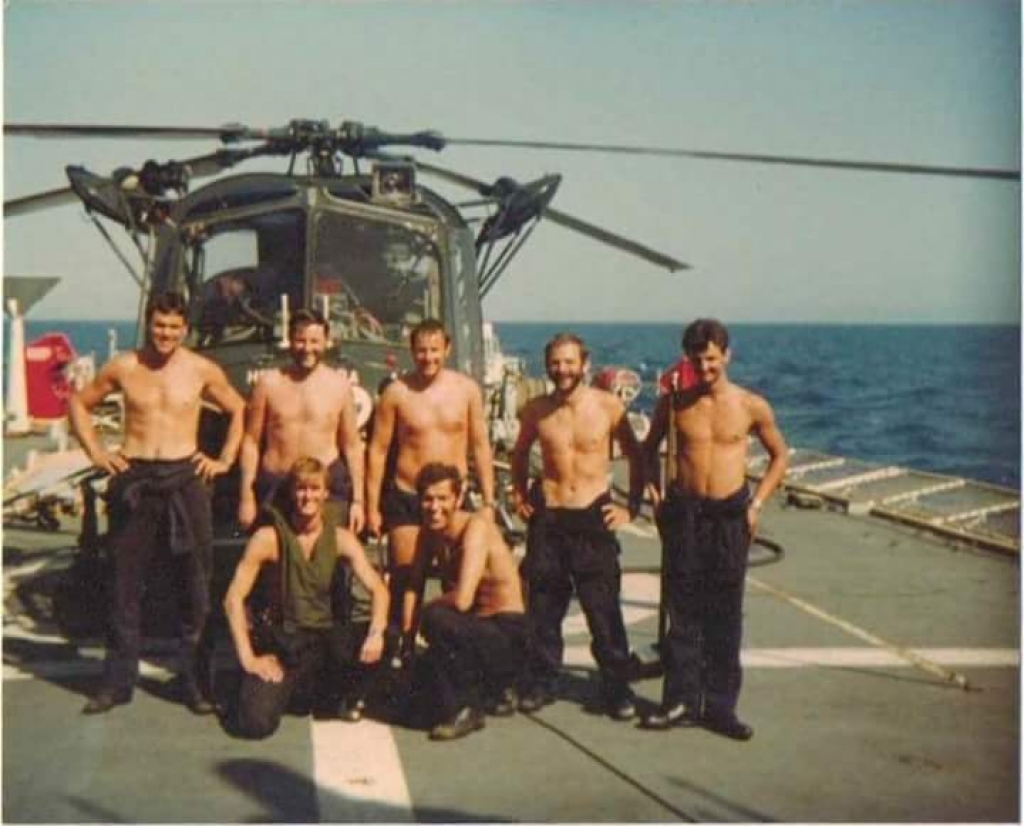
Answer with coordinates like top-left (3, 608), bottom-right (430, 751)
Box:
top-left (365, 319), bottom-right (495, 644)
top-left (224, 457), bottom-right (388, 739)
top-left (641, 318), bottom-right (788, 740)
top-left (238, 308), bottom-right (365, 533)
top-left (68, 291), bottom-right (245, 715)
top-left (511, 333), bottom-right (644, 720)
top-left (408, 463), bottom-right (527, 741)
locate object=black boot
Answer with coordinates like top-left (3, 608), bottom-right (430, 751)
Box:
top-left (82, 686), bottom-right (133, 715)
top-left (703, 713), bottom-right (754, 741)
top-left (485, 687), bottom-right (518, 717)
top-left (517, 681), bottom-right (556, 713)
top-left (429, 707), bottom-right (485, 741)
top-left (180, 677), bottom-right (215, 715)
top-left (641, 701), bottom-right (702, 731)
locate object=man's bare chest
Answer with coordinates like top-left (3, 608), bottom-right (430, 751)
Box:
top-left (399, 394), bottom-right (466, 435)
top-left (267, 382), bottom-right (342, 425)
top-left (121, 369), bottom-right (202, 414)
top-left (538, 405), bottom-right (609, 453)
top-left (674, 398), bottom-right (749, 446)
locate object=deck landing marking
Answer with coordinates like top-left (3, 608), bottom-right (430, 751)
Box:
top-left (562, 646), bottom-right (1019, 670)
top-left (749, 574), bottom-right (974, 688)
top-left (310, 718), bottom-right (413, 821)
top-left (743, 647), bottom-right (1020, 668)
top-left (618, 522), bottom-right (657, 539)
top-left (561, 572), bottom-right (660, 634)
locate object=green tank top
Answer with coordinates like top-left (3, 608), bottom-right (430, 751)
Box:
top-left (267, 507), bottom-right (339, 632)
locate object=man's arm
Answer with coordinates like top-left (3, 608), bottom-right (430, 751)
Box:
top-left (67, 358), bottom-right (129, 475)
top-left (237, 381), bottom-right (268, 529)
top-left (604, 395), bottom-right (642, 528)
top-left (747, 394), bottom-right (789, 534)
top-left (195, 360), bottom-right (245, 482)
top-left (432, 518), bottom-right (488, 613)
top-left (223, 529), bottom-right (284, 683)
top-left (365, 386), bottom-right (399, 538)
top-left (509, 402), bottom-right (539, 519)
top-left (467, 381), bottom-right (496, 513)
top-left (641, 394), bottom-right (670, 505)
top-left (401, 531), bottom-right (434, 650)
top-left (336, 529), bottom-right (389, 663)
top-left (336, 381), bottom-right (366, 533)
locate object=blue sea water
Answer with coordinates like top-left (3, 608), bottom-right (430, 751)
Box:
top-left (19, 320), bottom-right (1022, 489)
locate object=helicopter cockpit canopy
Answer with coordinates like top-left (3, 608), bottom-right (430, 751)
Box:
top-left (311, 211), bottom-right (441, 346)
top-left (155, 173), bottom-right (444, 354)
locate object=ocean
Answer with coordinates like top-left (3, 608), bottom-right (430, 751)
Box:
top-left (19, 319), bottom-right (1022, 489)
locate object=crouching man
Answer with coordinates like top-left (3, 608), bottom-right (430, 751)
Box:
top-left (407, 463), bottom-right (527, 742)
top-left (224, 457), bottom-right (389, 739)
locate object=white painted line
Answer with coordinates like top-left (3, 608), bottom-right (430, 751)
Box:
top-left (3, 558), bottom-right (54, 582)
top-left (618, 522), bottom-right (656, 539)
top-left (311, 718), bottom-right (414, 822)
top-left (561, 604), bottom-right (657, 637)
top-left (4, 658), bottom-right (175, 681)
top-left (560, 573), bottom-right (660, 635)
top-left (744, 647), bottom-right (1021, 668)
top-left (2, 624), bottom-right (103, 647)
top-left (621, 572), bottom-right (661, 602)
top-left (3, 651), bottom-right (238, 681)
top-left (562, 645), bottom-right (1019, 670)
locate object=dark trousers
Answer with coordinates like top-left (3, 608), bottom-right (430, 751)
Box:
top-left (235, 621), bottom-right (376, 739)
top-left (522, 495), bottom-right (632, 698)
top-left (420, 603), bottom-right (527, 721)
top-left (657, 486), bottom-right (751, 718)
top-left (102, 470), bottom-right (213, 692)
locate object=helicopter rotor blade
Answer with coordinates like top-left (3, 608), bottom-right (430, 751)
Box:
top-left (9, 122), bottom-right (1017, 180)
top-left (4, 186), bottom-right (80, 218)
top-left (414, 161), bottom-right (490, 193)
top-left (542, 208), bottom-right (688, 272)
top-left (446, 138), bottom-right (1021, 182)
top-left (3, 147), bottom-right (258, 219)
top-left (4, 123), bottom-right (252, 142)
top-left (416, 161), bottom-right (688, 272)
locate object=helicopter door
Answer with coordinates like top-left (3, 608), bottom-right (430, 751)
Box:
top-left (311, 211), bottom-right (441, 347)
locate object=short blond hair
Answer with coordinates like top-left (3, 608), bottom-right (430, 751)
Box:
top-left (286, 456), bottom-right (328, 493)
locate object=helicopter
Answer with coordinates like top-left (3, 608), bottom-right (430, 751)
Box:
top-left (4, 118), bottom-right (1019, 530)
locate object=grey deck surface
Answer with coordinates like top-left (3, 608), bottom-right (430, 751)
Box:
top-left (2, 440), bottom-right (1020, 822)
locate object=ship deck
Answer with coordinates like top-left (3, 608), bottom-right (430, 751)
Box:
top-left (2, 434), bottom-right (1020, 822)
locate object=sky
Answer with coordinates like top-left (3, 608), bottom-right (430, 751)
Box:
top-left (1, 0), bottom-right (1020, 323)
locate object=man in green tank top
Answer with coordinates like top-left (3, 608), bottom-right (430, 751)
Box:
top-left (224, 457), bottom-right (389, 739)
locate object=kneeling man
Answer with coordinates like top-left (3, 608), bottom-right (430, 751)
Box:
top-left (407, 463), bottom-right (527, 741)
top-left (224, 457), bottom-right (389, 739)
